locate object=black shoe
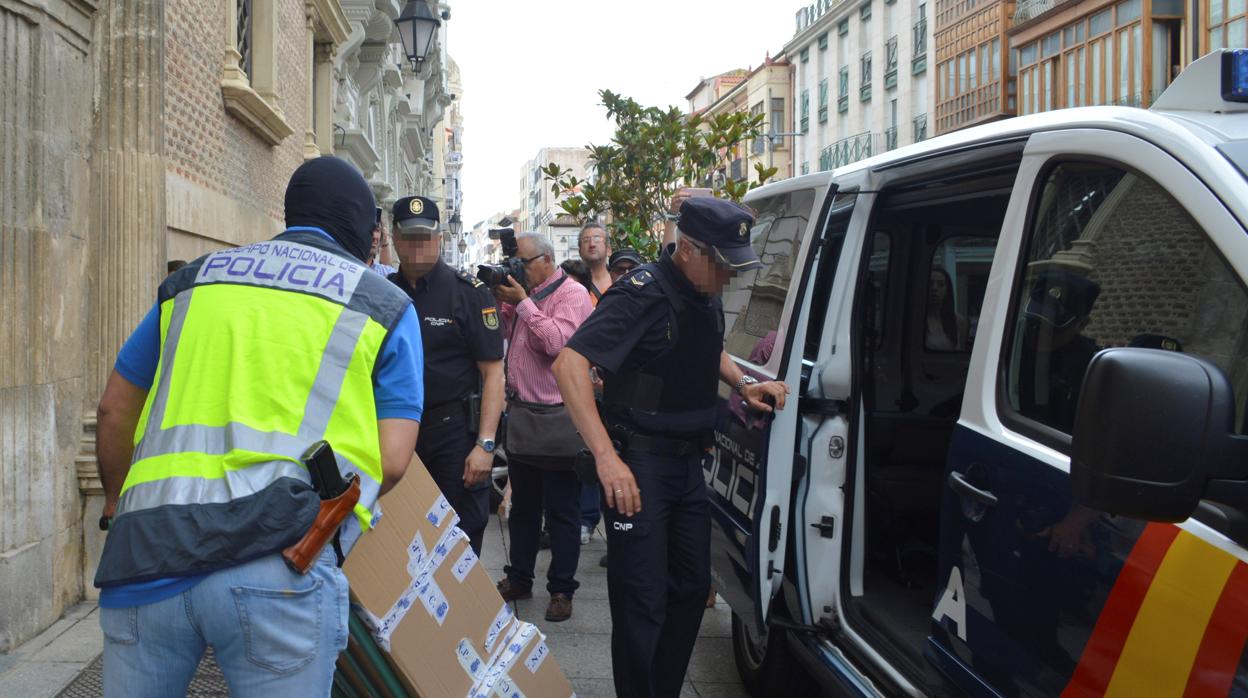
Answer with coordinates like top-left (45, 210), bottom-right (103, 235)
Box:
top-left (539, 530), bottom-right (551, 550)
top-left (598, 553), bottom-right (608, 568)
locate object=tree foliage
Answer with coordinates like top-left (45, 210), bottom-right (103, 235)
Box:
top-left (542, 90), bottom-right (778, 260)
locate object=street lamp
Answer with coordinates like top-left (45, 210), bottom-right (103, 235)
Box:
top-left (394, 1), bottom-right (441, 69)
top-left (457, 238), bottom-right (467, 255)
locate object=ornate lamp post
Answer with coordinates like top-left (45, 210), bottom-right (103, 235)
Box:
top-left (394, 1), bottom-right (441, 70)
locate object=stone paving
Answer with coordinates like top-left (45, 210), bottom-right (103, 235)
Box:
top-left (0, 513), bottom-right (750, 697)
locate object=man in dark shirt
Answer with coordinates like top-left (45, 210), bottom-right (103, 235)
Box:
top-left (554, 195), bottom-right (789, 697)
top-left (389, 195), bottom-right (505, 554)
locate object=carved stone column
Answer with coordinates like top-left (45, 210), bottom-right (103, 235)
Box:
top-left (79, 0), bottom-right (167, 599)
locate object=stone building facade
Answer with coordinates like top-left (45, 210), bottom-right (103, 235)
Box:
top-left (786, 0), bottom-right (934, 174)
top-left (518, 147), bottom-right (592, 263)
top-left (0, 0), bottom-right (454, 651)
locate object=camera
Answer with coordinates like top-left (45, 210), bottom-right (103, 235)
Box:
top-left (477, 228), bottom-right (527, 289)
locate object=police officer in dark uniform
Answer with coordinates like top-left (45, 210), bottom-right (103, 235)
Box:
top-left (554, 194), bottom-right (790, 698)
top-left (388, 195), bottom-right (505, 555)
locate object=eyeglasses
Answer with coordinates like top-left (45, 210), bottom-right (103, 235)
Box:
top-left (520, 254), bottom-right (546, 266)
top-left (579, 235), bottom-right (606, 244)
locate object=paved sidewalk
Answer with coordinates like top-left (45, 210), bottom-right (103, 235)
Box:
top-left (0, 602), bottom-right (102, 698)
top-left (0, 513), bottom-right (749, 697)
top-left (481, 516), bottom-right (749, 698)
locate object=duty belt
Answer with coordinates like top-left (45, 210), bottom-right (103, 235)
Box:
top-left (423, 399), bottom-right (468, 425)
top-left (609, 425), bottom-right (712, 458)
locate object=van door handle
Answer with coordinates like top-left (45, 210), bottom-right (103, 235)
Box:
top-left (948, 471), bottom-right (998, 508)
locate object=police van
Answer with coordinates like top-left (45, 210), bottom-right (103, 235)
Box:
top-left (708, 49), bottom-right (1248, 696)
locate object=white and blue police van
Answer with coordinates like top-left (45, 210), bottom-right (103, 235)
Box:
top-left (709, 49), bottom-right (1248, 696)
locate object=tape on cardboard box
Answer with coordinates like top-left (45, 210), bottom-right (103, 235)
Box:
top-left (470, 621), bottom-right (540, 698)
top-left (457, 638), bottom-right (487, 682)
top-left (523, 639), bottom-right (549, 674)
top-left (427, 493), bottom-right (454, 527)
top-left (493, 673), bottom-right (526, 698)
top-left (484, 603), bottom-right (514, 655)
top-left (451, 543), bottom-right (479, 583)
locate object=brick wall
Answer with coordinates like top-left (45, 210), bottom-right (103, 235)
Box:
top-left (164, 0), bottom-right (312, 230)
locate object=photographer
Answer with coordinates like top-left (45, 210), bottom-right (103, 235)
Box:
top-left (491, 232), bottom-right (593, 622)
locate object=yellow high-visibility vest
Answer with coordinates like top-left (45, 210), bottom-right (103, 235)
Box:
top-left (96, 230), bottom-right (413, 587)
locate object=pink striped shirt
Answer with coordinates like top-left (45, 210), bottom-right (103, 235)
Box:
top-left (501, 268), bottom-right (593, 404)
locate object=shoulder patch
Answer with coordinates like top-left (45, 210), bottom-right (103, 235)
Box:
top-left (456, 268), bottom-right (484, 288)
top-left (482, 306), bottom-right (500, 330)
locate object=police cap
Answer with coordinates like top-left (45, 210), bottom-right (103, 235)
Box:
top-left (1024, 269), bottom-right (1101, 329)
top-left (393, 195), bottom-right (440, 232)
top-left (677, 197), bottom-right (761, 271)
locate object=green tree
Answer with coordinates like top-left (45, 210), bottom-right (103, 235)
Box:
top-left (542, 90), bottom-right (778, 260)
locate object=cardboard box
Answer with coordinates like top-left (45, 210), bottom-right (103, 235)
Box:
top-left (343, 456), bottom-right (575, 698)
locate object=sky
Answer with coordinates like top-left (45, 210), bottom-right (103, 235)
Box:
top-left (449, 1), bottom-right (797, 227)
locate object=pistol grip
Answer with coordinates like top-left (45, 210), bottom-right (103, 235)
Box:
top-left (282, 475), bottom-right (361, 574)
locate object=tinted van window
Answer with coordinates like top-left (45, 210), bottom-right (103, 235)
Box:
top-left (1006, 162), bottom-right (1248, 436)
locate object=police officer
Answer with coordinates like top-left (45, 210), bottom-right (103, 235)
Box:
top-left (388, 195), bottom-right (505, 555)
top-left (93, 157), bottom-right (423, 695)
top-left (554, 194), bottom-right (789, 698)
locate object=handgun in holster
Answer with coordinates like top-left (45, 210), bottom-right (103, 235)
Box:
top-left (282, 440), bottom-right (360, 574)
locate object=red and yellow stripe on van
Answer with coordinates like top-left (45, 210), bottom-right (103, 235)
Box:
top-left (1062, 524), bottom-right (1248, 697)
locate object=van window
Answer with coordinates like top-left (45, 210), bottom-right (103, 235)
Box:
top-left (723, 189), bottom-right (818, 364)
top-left (1005, 162), bottom-right (1248, 437)
top-left (926, 237), bottom-right (996, 352)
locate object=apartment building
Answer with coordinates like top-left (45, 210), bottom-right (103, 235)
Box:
top-left (786, 0), bottom-right (935, 175)
top-left (688, 58), bottom-right (794, 183)
top-left (517, 147), bottom-right (592, 262)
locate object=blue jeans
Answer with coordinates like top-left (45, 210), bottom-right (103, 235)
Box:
top-left (100, 547), bottom-right (347, 698)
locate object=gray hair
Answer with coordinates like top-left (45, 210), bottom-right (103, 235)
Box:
top-left (518, 232), bottom-right (554, 259)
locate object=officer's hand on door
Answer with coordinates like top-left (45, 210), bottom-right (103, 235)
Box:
top-left (463, 445), bottom-right (493, 488)
top-left (598, 451), bottom-right (642, 517)
top-left (741, 380), bottom-right (790, 412)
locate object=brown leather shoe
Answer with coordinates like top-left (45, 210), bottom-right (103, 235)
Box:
top-left (545, 593), bottom-right (573, 622)
top-left (496, 578), bottom-right (532, 602)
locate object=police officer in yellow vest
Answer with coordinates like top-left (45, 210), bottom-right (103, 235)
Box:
top-left (93, 157), bottom-right (424, 697)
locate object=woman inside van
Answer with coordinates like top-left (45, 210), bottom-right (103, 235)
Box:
top-left (926, 268), bottom-right (967, 351)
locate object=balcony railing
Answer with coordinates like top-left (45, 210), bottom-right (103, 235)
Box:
top-left (884, 126), bottom-right (898, 150)
top-left (1012, 0), bottom-right (1072, 24)
top-left (935, 81), bottom-right (1003, 134)
top-left (885, 36), bottom-right (899, 88)
top-left (912, 18), bottom-right (928, 73)
top-left (913, 113), bottom-right (928, 141)
top-left (820, 131), bottom-right (881, 170)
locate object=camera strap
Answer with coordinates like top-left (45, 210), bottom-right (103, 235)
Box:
top-left (529, 272), bottom-right (568, 303)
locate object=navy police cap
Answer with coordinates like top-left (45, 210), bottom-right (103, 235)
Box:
top-left (677, 197), bottom-right (761, 271)
top-left (393, 195), bottom-right (440, 231)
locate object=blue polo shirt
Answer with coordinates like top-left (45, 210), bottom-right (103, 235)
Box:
top-left (101, 227), bottom-right (424, 608)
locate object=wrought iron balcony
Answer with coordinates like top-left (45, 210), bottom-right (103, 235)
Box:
top-left (820, 131), bottom-right (881, 170)
top-left (913, 113), bottom-right (928, 141)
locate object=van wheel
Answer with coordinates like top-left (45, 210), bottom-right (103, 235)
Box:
top-left (731, 611), bottom-right (795, 696)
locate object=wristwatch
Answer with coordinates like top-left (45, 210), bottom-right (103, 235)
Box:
top-left (735, 374), bottom-right (760, 395)
top-left (476, 438), bottom-right (496, 453)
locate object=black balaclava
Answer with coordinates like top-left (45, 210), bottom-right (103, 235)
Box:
top-left (284, 156), bottom-right (376, 263)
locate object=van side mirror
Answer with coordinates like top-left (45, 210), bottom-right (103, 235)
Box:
top-left (1071, 348), bottom-right (1248, 523)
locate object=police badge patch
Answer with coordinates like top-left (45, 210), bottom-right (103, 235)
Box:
top-left (410, 198), bottom-right (425, 215)
top-left (482, 307), bottom-right (499, 330)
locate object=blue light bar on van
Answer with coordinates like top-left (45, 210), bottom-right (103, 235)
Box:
top-left (1224, 49), bottom-right (1248, 103)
